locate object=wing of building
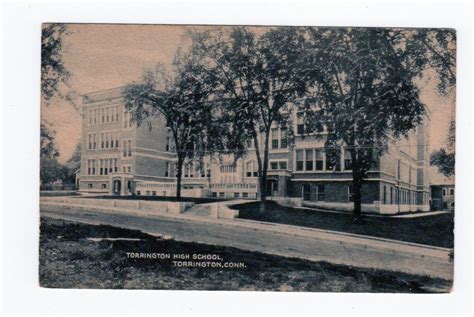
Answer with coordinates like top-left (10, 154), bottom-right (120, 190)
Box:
top-left (78, 87), bottom-right (431, 214)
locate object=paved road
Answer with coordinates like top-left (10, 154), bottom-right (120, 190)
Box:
top-left (40, 205), bottom-right (453, 280)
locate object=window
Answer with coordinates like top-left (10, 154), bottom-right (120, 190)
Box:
top-left (306, 149), bottom-right (313, 171)
top-left (102, 183), bottom-right (107, 189)
top-left (297, 113), bottom-right (305, 135)
top-left (279, 161), bottom-right (287, 170)
top-left (123, 111), bottom-right (132, 129)
top-left (296, 150), bottom-right (304, 171)
top-left (211, 192), bottom-right (217, 198)
top-left (325, 148), bottom-right (341, 171)
top-left (123, 140), bottom-right (132, 157)
top-left (297, 123), bottom-right (305, 135)
top-left (348, 185), bottom-right (354, 202)
top-left (344, 149), bottom-right (352, 170)
top-left (165, 162), bottom-right (170, 177)
top-left (246, 161), bottom-right (257, 177)
top-left (383, 185), bottom-right (387, 204)
top-left (242, 192), bottom-right (249, 198)
top-left (152, 191), bottom-right (157, 196)
top-left (449, 188), bottom-right (454, 195)
top-left (390, 187), bottom-right (393, 204)
top-left (234, 192), bottom-right (240, 198)
top-left (114, 159), bottom-right (118, 173)
top-left (165, 137), bottom-right (170, 152)
top-left (317, 185), bottom-right (325, 201)
top-left (137, 190), bottom-right (141, 196)
top-left (185, 162), bottom-right (194, 178)
top-left (87, 160), bottom-right (97, 175)
top-left (316, 149), bottom-right (324, 171)
top-left (219, 192), bottom-right (225, 198)
top-left (280, 128), bottom-right (288, 148)
top-left (271, 128), bottom-right (279, 149)
top-left (88, 183), bottom-right (93, 189)
top-left (396, 160), bottom-right (401, 179)
top-left (104, 160), bottom-right (108, 175)
top-left (271, 162), bottom-right (278, 170)
top-left (442, 188), bottom-right (446, 196)
top-left (99, 160), bottom-right (103, 175)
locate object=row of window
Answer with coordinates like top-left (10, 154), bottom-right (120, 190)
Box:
top-left (87, 132), bottom-right (122, 150)
top-left (296, 148), bottom-right (353, 172)
top-left (270, 128), bottom-right (288, 149)
top-left (86, 159), bottom-right (131, 175)
top-left (382, 186), bottom-right (417, 205)
top-left (87, 106), bottom-right (121, 125)
top-left (162, 162), bottom-right (212, 179)
top-left (270, 161), bottom-right (287, 170)
top-left (183, 162), bottom-right (212, 178)
top-left (220, 165), bottom-right (236, 173)
top-left (442, 188), bottom-right (455, 196)
top-left (211, 192), bottom-right (250, 198)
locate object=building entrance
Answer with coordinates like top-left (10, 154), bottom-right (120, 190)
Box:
top-left (113, 179), bottom-right (121, 195)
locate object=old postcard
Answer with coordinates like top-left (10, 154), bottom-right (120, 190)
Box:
top-left (40, 24), bottom-right (455, 292)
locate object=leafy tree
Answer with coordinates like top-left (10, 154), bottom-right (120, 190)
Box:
top-left (301, 28), bottom-right (433, 222)
top-left (430, 120), bottom-right (455, 177)
top-left (41, 24), bottom-right (70, 102)
top-left (408, 29), bottom-right (456, 96)
top-left (63, 143), bottom-right (81, 185)
top-left (189, 27), bottom-right (307, 211)
top-left (123, 54), bottom-right (219, 199)
top-left (40, 122), bottom-right (59, 159)
top-left (40, 122), bottom-right (64, 187)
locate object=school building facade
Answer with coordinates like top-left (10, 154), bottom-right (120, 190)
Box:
top-left (78, 87), bottom-right (431, 214)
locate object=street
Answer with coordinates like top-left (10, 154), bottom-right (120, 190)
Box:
top-left (41, 205), bottom-right (453, 280)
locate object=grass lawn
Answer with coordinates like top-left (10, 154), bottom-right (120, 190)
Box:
top-left (85, 195), bottom-right (227, 205)
top-left (39, 217), bottom-right (450, 292)
top-left (233, 202), bottom-right (454, 248)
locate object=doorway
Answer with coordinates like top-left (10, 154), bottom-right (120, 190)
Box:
top-left (113, 179), bottom-right (121, 195)
top-left (266, 179), bottom-right (279, 197)
top-left (302, 184), bottom-right (311, 201)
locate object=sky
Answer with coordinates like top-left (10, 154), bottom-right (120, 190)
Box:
top-left (42, 24), bottom-right (455, 168)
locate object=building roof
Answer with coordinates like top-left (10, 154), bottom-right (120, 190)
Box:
top-left (82, 87), bottom-right (124, 104)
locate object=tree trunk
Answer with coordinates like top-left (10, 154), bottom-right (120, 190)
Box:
top-left (351, 149), bottom-right (363, 223)
top-left (258, 129), bottom-right (271, 213)
top-left (352, 172), bottom-right (363, 223)
top-left (176, 157), bottom-right (184, 200)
